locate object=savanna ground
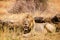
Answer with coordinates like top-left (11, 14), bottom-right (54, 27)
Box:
top-left (0, 0), bottom-right (60, 40)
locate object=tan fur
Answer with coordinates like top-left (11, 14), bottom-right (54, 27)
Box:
top-left (0, 13), bottom-right (35, 33)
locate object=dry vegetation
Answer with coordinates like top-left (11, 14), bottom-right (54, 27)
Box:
top-left (0, 0), bottom-right (60, 40)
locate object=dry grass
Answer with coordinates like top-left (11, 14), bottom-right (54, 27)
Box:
top-left (0, 0), bottom-right (60, 40)
top-left (0, 28), bottom-right (60, 40)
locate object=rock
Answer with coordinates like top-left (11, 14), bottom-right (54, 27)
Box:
top-left (34, 23), bottom-right (56, 34)
top-left (34, 23), bottom-right (47, 34)
top-left (34, 17), bottom-right (45, 23)
top-left (45, 23), bottom-right (56, 33)
top-left (51, 14), bottom-right (60, 23)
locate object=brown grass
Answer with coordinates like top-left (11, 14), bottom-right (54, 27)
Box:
top-left (0, 0), bottom-right (60, 40)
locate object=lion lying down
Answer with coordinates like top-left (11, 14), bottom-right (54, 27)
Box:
top-left (0, 13), bottom-right (35, 34)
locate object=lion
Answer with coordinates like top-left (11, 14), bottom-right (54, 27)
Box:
top-left (0, 13), bottom-right (35, 34)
